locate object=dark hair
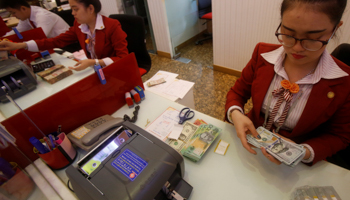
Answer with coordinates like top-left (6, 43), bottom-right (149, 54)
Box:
top-left (0, 0), bottom-right (30, 9)
top-left (76, 0), bottom-right (101, 13)
top-left (281, 0), bottom-right (347, 25)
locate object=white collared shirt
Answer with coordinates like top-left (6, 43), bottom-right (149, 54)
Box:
top-left (5, 6), bottom-right (69, 38)
top-left (78, 14), bottom-right (113, 66)
top-left (260, 46), bottom-right (348, 130)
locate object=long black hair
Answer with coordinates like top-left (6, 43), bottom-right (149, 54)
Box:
top-left (0, 0), bottom-right (30, 9)
top-left (76, 0), bottom-right (101, 13)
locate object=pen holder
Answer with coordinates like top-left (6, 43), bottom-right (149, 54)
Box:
top-left (35, 133), bottom-right (77, 170)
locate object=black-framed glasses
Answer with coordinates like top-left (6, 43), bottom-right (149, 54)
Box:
top-left (275, 23), bottom-right (337, 51)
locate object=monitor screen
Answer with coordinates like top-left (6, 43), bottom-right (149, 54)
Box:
top-left (79, 129), bottom-right (132, 175)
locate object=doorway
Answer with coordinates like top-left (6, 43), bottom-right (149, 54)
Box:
top-left (118, 0), bottom-right (157, 54)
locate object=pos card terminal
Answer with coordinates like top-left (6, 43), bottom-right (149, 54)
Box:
top-left (66, 121), bottom-right (193, 200)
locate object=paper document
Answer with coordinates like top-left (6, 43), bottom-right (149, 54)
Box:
top-left (145, 107), bottom-right (180, 141)
top-left (144, 70), bottom-right (179, 101)
top-left (168, 124), bottom-right (183, 140)
top-left (163, 79), bottom-right (195, 99)
top-left (144, 70), bottom-right (194, 101)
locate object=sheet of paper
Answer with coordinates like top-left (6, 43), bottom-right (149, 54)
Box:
top-left (168, 124), bottom-right (183, 140)
top-left (146, 90), bottom-right (179, 102)
top-left (144, 70), bottom-right (180, 101)
top-left (163, 79), bottom-right (195, 99)
top-left (145, 107), bottom-right (180, 141)
top-left (145, 70), bottom-right (178, 83)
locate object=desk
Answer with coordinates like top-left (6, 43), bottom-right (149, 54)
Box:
top-left (0, 53), bottom-right (94, 119)
top-left (5, 17), bottom-right (19, 28)
top-left (54, 91), bottom-right (350, 200)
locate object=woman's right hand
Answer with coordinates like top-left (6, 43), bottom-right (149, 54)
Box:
top-left (0, 41), bottom-right (27, 51)
top-left (231, 109), bottom-right (260, 154)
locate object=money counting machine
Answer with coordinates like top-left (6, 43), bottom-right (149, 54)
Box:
top-left (66, 121), bottom-right (193, 200)
top-left (0, 57), bottom-right (37, 103)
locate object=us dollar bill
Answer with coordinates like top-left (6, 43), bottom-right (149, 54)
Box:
top-left (266, 139), bottom-right (304, 165)
top-left (247, 126), bottom-right (306, 167)
top-left (168, 121), bottom-right (198, 152)
top-left (169, 140), bottom-right (186, 152)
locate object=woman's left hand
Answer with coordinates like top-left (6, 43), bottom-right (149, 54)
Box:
top-left (260, 130), bottom-right (295, 165)
top-left (69, 59), bottom-right (95, 71)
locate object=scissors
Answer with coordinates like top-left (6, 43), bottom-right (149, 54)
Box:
top-left (178, 107), bottom-right (195, 124)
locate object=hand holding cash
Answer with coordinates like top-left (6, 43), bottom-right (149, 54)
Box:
top-left (246, 127), bottom-right (306, 167)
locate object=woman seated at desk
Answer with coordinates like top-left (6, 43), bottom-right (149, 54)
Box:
top-left (0, 0), bottom-right (128, 71)
top-left (225, 0), bottom-right (350, 166)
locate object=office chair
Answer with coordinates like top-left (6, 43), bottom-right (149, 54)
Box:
top-left (54, 9), bottom-right (75, 26)
top-left (52, 9), bottom-right (82, 53)
top-left (195, 0), bottom-right (212, 45)
top-left (109, 14), bottom-right (151, 76)
top-left (331, 43), bottom-right (350, 66)
top-left (326, 43), bottom-right (350, 170)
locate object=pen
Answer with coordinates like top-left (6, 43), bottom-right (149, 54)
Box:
top-left (43, 136), bottom-right (52, 151)
top-left (57, 125), bottom-right (61, 134)
top-left (49, 134), bottom-right (55, 149)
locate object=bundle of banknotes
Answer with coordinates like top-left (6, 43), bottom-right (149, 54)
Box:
top-left (168, 121), bottom-right (199, 153)
top-left (246, 126), bottom-right (306, 167)
top-left (291, 185), bottom-right (342, 200)
top-left (180, 123), bottom-right (222, 162)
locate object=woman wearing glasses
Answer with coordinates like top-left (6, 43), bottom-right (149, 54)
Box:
top-left (0, 0), bottom-right (128, 71)
top-left (226, 0), bottom-right (350, 166)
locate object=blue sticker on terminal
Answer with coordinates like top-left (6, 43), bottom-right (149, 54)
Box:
top-left (111, 149), bottom-right (147, 181)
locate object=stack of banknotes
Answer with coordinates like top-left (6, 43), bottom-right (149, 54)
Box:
top-left (290, 185), bottom-right (342, 200)
top-left (168, 121), bottom-right (199, 153)
top-left (180, 123), bottom-right (222, 162)
top-left (246, 126), bottom-right (306, 167)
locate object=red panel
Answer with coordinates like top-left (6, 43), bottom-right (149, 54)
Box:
top-left (1, 28), bottom-right (54, 61)
top-left (0, 17), bottom-right (11, 36)
top-left (201, 12), bottom-right (212, 20)
top-left (139, 68), bottom-right (147, 76)
top-left (0, 53), bottom-right (144, 168)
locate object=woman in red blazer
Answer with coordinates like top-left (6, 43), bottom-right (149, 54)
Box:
top-left (226, 0), bottom-right (350, 166)
top-left (0, 0), bottom-right (128, 71)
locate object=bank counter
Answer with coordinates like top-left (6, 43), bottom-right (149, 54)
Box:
top-left (0, 50), bottom-right (349, 200)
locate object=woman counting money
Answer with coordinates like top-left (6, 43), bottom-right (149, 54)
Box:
top-left (0, 0), bottom-right (128, 71)
top-left (225, 0), bottom-right (350, 167)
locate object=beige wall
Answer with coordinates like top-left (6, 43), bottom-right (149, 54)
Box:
top-left (212, 0), bottom-right (350, 72)
top-left (147, 0), bottom-right (173, 57)
top-left (100, 0), bottom-right (120, 16)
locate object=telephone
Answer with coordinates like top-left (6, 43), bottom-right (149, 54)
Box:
top-left (67, 115), bottom-right (124, 151)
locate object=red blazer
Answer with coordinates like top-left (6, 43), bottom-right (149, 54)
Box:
top-left (34, 15), bottom-right (128, 62)
top-left (225, 42), bottom-right (350, 165)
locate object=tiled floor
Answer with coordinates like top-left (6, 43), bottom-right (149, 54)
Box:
top-left (142, 39), bottom-right (239, 121)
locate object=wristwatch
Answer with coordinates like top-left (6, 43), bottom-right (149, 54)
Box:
top-left (95, 59), bottom-right (99, 66)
